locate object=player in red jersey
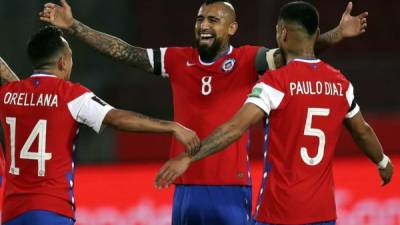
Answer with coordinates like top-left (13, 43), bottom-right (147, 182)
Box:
top-left (155, 1), bottom-right (393, 225)
top-left (0, 26), bottom-right (199, 225)
top-left (39, 0), bottom-right (369, 224)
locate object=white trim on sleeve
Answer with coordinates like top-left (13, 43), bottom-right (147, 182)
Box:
top-left (345, 83), bottom-right (360, 118)
top-left (245, 82), bottom-right (285, 115)
top-left (68, 92), bottom-right (114, 133)
top-left (146, 49), bottom-right (154, 70)
top-left (160, 47), bottom-right (168, 77)
top-left (345, 83), bottom-right (355, 106)
top-left (345, 104), bottom-right (360, 118)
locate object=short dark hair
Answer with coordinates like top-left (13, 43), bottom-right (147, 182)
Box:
top-left (279, 1), bottom-right (319, 35)
top-left (205, 0), bottom-right (231, 5)
top-left (27, 26), bottom-right (66, 69)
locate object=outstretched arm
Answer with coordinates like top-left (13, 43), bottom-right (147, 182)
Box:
top-left (344, 112), bottom-right (393, 186)
top-left (315, 2), bottom-right (368, 53)
top-left (0, 57), bottom-right (19, 84)
top-left (154, 103), bottom-right (265, 188)
top-left (40, 0), bottom-right (153, 73)
top-left (103, 109), bottom-right (200, 153)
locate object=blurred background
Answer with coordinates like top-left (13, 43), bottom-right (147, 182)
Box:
top-left (0, 0), bottom-right (399, 224)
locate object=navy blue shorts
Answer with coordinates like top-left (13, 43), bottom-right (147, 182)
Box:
top-left (253, 220), bottom-right (336, 225)
top-left (4, 210), bottom-right (74, 225)
top-left (172, 185), bottom-right (252, 225)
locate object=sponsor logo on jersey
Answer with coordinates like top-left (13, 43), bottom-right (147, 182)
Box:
top-left (221, 58), bottom-right (235, 72)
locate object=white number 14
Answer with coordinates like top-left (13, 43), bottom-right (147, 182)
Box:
top-left (6, 117), bottom-right (52, 177)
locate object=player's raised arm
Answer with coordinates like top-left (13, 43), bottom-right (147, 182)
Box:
top-left (39, 0), bottom-right (153, 73)
top-left (315, 2), bottom-right (368, 53)
top-left (344, 112), bottom-right (393, 186)
top-left (0, 57), bottom-right (20, 83)
top-left (103, 109), bottom-right (200, 153)
top-left (155, 103), bottom-right (265, 188)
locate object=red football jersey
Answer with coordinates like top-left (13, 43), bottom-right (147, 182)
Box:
top-left (246, 59), bottom-right (359, 224)
top-left (152, 45), bottom-right (260, 185)
top-left (0, 74), bottom-right (113, 222)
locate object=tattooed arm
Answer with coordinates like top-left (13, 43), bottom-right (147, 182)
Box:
top-left (40, 0), bottom-right (153, 73)
top-left (0, 57), bottom-right (20, 84)
top-left (154, 103), bottom-right (265, 188)
top-left (315, 2), bottom-right (368, 54)
top-left (104, 108), bottom-right (199, 152)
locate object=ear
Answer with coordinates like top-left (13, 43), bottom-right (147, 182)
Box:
top-left (282, 26), bottom-right (288, 42)
top-left (228, 21), bottom-right (238, 36)
top-left (57, 56), bottom-right (66, 71)
top-left (314, 27), bottom-right (320, 42)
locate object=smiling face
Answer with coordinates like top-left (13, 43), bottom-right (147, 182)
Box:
top-left (194, 2), bottom-right (237, 61)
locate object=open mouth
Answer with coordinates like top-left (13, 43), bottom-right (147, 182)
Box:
top-left (199, 33), bottom-right (215, 46)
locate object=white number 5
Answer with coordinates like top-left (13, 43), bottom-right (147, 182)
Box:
top-left (6, 117), bottom-right (52, 176)
top-left (300, 108), bottom-right (330, 166)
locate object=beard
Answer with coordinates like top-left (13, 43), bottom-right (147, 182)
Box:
top-left (195, 37), bottom-right (223, 62)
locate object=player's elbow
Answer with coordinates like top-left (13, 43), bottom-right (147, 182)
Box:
top-left (103, 109), bottom-right (127, 130)
top-left (351, 121), bottom-right (373, 142)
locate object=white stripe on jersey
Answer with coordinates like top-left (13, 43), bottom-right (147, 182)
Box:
top-left (345, 83), bottom-right (360, 118)
top-left (146, 48), bottom-right (168, 78)
top-left (67, 92), bottom-right (114, 133)
top-left (245, 82), bottom-right (285, 115)
top-left (146, 49), bottom-right (154, 70)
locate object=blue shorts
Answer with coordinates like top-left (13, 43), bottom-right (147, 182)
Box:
top-left (4, 210), bottom-right (75, 225)
top-left (172, 185), bottom-right (252, 225)
top-left (253, 220), bottom-right (336, 225)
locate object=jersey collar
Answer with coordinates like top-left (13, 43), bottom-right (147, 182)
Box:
top-left (292, 58), bottom-right (321, 63)
top-left (31, 72), bottom-right (57, 78)
top-left (198, 45), bottom-right (234, 66)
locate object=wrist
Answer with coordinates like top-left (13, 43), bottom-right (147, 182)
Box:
top-left (377, 154), bottom-right (390, 169)
top-left (67, 19), bottom-right (79, 34)
top-left (334, 26), bottom-right (344, 42)
top-left (170, 122), bottom-right (179, 134)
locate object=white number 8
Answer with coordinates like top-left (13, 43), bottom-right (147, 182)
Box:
top-left (201, 76), bottom-right (212, 95)
top-left (300, 108), bottom-right (330, 166)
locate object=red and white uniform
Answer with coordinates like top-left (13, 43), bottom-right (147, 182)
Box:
top-left (148, 45), bottom-right (260, 185)
top-left (0, 74), bottom-right (113, 223)
top-left (246, 59), bottom-right (359, 224)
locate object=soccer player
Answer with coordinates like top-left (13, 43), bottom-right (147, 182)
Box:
top-left (155, 1), bottom-right (393, 225)
top-left (39, 0), bottom-right (368, 224)
top-left (0, 26), bottom-right (199, 225)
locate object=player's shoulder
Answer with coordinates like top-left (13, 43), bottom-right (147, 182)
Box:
top-left (320, 61), bottom-right (349, 82)
top-left (235, 45), bottom-right (262, 55)
top-left (165, 46), bottom-right (193, 56)
top-left (58, 80), bottom-right (91, 100)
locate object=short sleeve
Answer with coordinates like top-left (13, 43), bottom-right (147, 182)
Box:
top-left (146, 48), bottom-right (168, 77)
top-left (345, 83), bottom-right (360, 118)
top-left (245, 71), bottom-right (285, 115)
top-left (67, 92), bottom-right (114, 133)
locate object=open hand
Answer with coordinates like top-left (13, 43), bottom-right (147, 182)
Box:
top-left (338, 2), bottom-right (368, 38)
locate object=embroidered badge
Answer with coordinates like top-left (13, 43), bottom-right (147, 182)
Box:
top-left (221, 58), bottom-right (236, 72)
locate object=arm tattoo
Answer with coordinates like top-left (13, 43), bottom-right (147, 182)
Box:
top-left (192, 124), bottom-right (242, 162)
top-left (315, 27), bottom-right (342, 54)
top-left (68, 20), bottom-right (153, 73)
top-left (0, 58), bottom-right (19, 84)
top-left (131, 111), bottom-right (170, 127)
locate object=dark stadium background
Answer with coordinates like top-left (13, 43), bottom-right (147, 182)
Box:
top-left (0, 1), bottom-right (398, 224)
